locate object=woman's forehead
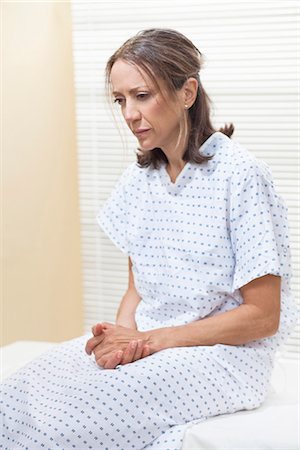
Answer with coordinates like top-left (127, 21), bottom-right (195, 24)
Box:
top-left (110, 59), bottom-right (159, 94)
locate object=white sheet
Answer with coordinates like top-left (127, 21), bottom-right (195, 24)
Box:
top-left (1, 340), bottom-right (57, 381)
top-left (183, 357), bottom-right (299, 449)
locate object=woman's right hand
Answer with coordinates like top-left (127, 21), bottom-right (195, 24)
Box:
top-left (101, 340), bottom-right (151, 369)
top-left (90, 324), bottom-right (151, 369)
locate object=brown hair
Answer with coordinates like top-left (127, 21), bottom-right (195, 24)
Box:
top-left (106, 28), bottom-right (234, 169)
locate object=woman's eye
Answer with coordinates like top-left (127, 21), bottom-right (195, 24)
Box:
top-left (137, 93), bottom-right (149, 100)
top-left (113, 98), bottom-right (124, 105)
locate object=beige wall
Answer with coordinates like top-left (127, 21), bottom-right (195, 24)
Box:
top-left (2, 2), bottom-right (84, 345)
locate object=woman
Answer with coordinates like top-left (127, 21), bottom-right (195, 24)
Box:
top-left (1, 28), bottom-right (297, 450)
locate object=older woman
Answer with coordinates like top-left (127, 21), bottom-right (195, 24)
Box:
top-left (1, 28), bottom-right (297, 450)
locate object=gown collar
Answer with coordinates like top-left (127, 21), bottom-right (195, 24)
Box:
top-left (158, 131), bottom-right (226, 195)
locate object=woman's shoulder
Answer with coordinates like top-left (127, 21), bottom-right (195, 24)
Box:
top-left (213, 134), bottom-right (274, 184)
top-left (229, 141), bottom-right (274, 185)
top-left (200, 132), bottom-right (273, 184)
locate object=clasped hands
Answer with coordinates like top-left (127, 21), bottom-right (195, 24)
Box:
top-left (85, 322), bottom-right (152, 369)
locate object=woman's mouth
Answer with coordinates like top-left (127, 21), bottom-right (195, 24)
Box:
top-left (134, 128), bottom-right (151, 137)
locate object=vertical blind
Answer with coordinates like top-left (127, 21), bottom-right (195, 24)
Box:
top-left (71, 0), bottom-right (299, 357)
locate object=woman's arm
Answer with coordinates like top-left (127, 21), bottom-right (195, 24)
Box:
top-left (115, 257), bottom-right (141, 329)
top-left (145, 274), bottom-right (281, 352)
top-left (87, 274), bottom-right (280, 368)
top-left (86, 257), bottom-right (147, 369)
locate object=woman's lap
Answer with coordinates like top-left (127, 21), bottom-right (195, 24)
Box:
top-left (0, 334), bottom-right (269, 450)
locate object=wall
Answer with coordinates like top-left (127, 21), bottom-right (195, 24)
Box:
top-left (2, 2), bottom-right (84, 345)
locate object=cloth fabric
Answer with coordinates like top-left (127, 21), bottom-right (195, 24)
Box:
top-left (0, 131), bottom-right (297, 450)
top-left (0, 337), bottom-right (272, 450)
top-left (99, 131), bottom-right (297, 345)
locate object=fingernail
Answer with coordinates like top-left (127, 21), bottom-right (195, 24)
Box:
top-left (131, 341), bottom-right (136, 349)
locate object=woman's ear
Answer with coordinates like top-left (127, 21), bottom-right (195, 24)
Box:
top-left (183, 77), bottom-right (198, 108)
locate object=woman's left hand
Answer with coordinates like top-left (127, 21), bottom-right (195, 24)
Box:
top-left (85, 322), bottom-right (151, 368)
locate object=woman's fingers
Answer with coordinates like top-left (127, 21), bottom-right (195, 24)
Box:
top-left (96, 341), bottom-right (141, 368)
top-left (132, 340), bottom-right (145, 361)
top-left (87, 322), bottom-right (151, 367)
top-left (92, 323), bottom-right (104, 336)
top-left (141, 344), bottom-right (151, 358)
top-left (120, 340), bottom-right (149, 365)
top-left (97, 341), bottom-right (152, 370)
top-left (92, 322), bottom-right (114, 336)
top-left (102, 350), bottom-right (123, 370)
top-left (85, 333), bottom-right (105, 355)
top-left (121, 340), bottom-right (138, 365)
top-left (86, 323), bottom-right (105, 354)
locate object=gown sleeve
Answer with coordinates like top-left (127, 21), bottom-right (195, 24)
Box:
top-left (96, 163), bottom-right (135, 256)
top-left (229, 159), bottom-right (292, 291)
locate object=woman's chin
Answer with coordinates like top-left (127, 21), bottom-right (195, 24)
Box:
top-left (138, 145), bottom-right (157, 153)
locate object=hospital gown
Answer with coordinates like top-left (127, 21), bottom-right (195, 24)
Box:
top-left (1, 131), bottom-right (297, 450)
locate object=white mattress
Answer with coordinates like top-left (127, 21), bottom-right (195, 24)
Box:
top-left (183, 357), bottom-right (299, 449)
top-left (1, 341), bottom-right (299, 449)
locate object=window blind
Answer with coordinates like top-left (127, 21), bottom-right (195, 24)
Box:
top-left (71, 0), bottom-right (299, 358)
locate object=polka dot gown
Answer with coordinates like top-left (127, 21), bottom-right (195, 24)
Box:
top-left (1, 132), bottom-right (297, 450)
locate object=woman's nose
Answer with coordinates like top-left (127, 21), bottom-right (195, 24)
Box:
top-left (123, 102), bottom-right (141, 122)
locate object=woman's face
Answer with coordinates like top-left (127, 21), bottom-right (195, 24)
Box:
top-left (110, 59), bottom-right (186, 152)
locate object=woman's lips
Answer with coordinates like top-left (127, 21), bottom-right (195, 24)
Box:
top-left (134, 128), bottom-right (151, 137)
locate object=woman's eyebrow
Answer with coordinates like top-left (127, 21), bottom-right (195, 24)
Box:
top-left (112, 86), bottom-right (149, 96)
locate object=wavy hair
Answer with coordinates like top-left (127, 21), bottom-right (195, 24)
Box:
top-left (106, 28), bottom-right (234, 169)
